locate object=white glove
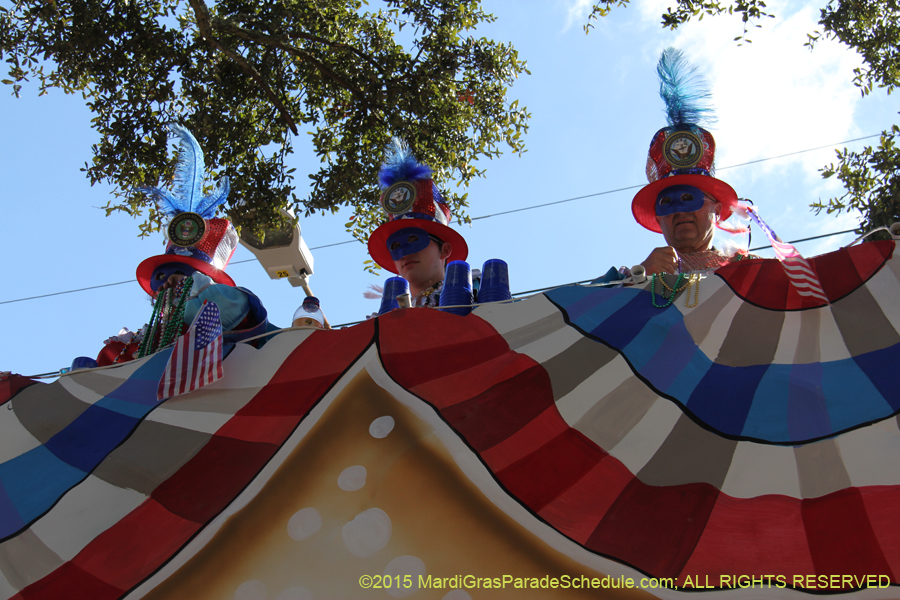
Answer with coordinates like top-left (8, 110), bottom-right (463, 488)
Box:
top-left (189, 272), bottom-right (215, 299)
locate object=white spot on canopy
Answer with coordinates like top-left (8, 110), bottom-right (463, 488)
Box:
top-left (287, 507), bottom-right (322, 541)
top-left (342, 508), bottom-right (392, 558)
top-left (384, 555), bottom-right (427, 598)
top-left (234, 580), bottom-right (266, 600)
top-left (369, 415), bottom-right (395, 438)
top-left (275, 586), bottom-right (314, 600)
top-left (338, 465), bottom-right (367, 491)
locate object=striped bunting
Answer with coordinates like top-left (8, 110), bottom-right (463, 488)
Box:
top-left (1, 240), bottom-right (899, 598)
top-left (748, 206), bottom-right (829, 303)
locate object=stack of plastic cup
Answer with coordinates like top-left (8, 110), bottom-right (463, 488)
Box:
top-left (477, 259), bottom-right (511, 304)
top-left (379, 277), bottom-right (410, 315)
top-left (70, 356), bottom-right (99, 371)
top-left (439, 260), bottom-right (474, 316)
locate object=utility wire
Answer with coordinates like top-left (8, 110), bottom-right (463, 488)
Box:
top-left (0, 135), bottom-right (880, 306)
top-left (471, 133), bottom-right (881, 221)
top-left (749, 228), bottom-right (858, 252)
top-left (0, 239), bottom-right (360, 305)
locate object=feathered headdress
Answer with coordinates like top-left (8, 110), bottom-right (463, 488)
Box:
top-left (657, 48), bottom-right (716, 129)
top-left (631, 49), bottom-right (740, 234)
top-left (140, 124), bottom-right (230, 220)
top-left (377, 138), bottom-right (433, 189)
top-left (135, 125), bottom-right (239, 294)
top-left (366, 138), bottom-right (468, 273)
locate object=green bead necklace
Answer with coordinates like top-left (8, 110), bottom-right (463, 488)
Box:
top-left (136, 276), bottom-right (194, 358)
top-left (650, 272), bottom-right (686, 308)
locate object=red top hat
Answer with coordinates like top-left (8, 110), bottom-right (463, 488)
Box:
top-left (136, 216), bottom-right (238, 294)
top-left (136, 125), bottom-right (238, 294)
top-left (631, 125), bottom-right (738, 233)
top-left (367, 143), bottom-right (468, 273)
top-left (632, 49), bottom-right (741, 234)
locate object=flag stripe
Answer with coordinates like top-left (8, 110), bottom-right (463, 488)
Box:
top-left (158, 301), bottom-right (224, 401)
top-left (748, 208), bottom-right (829, 304)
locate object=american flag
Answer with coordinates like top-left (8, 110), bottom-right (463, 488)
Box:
top-left (157, 300), bottom-right (224, 400)
top-left (747, 207), bottom-right (830, 304)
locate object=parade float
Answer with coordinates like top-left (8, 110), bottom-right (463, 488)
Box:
top-left (3, 43), bottom-right (898, 600)
top-left (2, 229), bottom-right (900, 599)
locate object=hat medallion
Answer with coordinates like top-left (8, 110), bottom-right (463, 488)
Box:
top-left (167, 212), bottom-right (206, 247)
top-left (663, 131), bottom-right (703, 169)
top-left (381, 182), bottom-right (417, 215)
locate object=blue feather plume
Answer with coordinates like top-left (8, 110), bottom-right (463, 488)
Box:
top-left (378, 138), bottom-right (432, 188)
top-left (139, 124), bottom-right (229, 220)
top-left (657, 48), bottom-right (716, 128)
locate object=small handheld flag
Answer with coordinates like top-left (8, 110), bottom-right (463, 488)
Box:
top-left (158, 300), bottom-right (224, 400)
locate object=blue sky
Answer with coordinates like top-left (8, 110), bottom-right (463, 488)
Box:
top-left (1, 0), bottom-right (895, 377)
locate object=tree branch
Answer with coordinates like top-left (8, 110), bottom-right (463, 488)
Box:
top-left (227, 12), bottom-right (385, 73)
top-left (209, 15), bottom-right (384, 120)
top-left (187, 0), bottom-right (299, 135)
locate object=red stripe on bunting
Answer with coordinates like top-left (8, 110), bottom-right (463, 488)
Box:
top-left (440, 364), bottom-right (554, 452)
top-left (716, 240), bottom-right (894, 310)
top-left (803, 488), bottom-right (895, 585)
top-left (497, 429), bottom-right (603, 511)
top-left (680, 493), bottom-right (814, 584)
top-left (480, 405), bottom-right (570, 471)
top-left (214, 414), bottom-right (300, 444)
top-left (151, 436), bottom-right (279, 523)
top-left (0, 375), bottom-right (38, 406)
top-left (15, 562), bottom-right (124, 600)
top-left (71, 499), bottom-right (201, 589)
top-left (411, 352), bottom-right (537, 410)
top-left (22, 323), bottom-right (376, 600)
top-left (588, 479), bottom-right (719, 579)
top-left (234, 326), bottom-right (374, 417)
top-left (378, 309), bottom-right (512, 391)
top-left (859, 486), bottom-right (900, 578)
top-left (538, 455), bottom-right (631, 545)
top-left (847, 239), bottom-right (894, 279)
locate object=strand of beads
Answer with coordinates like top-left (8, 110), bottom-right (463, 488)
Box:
top-left (137, 289), bottom-right (169, 358)
top-left (658, 273), bottom-right (691, 294)
top-left (650, 272), bottom-right (686, 308)
top-left (159, 276), bottom-right (194, 348)
top-left (684, 273), bottom-right (701, 308)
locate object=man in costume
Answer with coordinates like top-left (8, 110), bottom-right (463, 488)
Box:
top-left (632, 49), bottom-right (752, 275)
top-left (367, 141), bottom-right (468, 308)
top-left (97, 125), bottom-right (272, 366)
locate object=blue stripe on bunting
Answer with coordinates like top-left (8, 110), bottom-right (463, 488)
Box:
top-left (0, 350), bottom-right (171, 539)
top-left (45, 405), bottom-right (140, 472)
top-left (544, 284), bottom-right (900, 443)
top-left (0, 446), bottom-right (85, 535)
top-left (0, 480), bottom-right (24, 536)
top-left (823, 358), bottom-right (892, 432)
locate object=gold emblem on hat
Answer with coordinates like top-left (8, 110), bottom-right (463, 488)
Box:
top-left (168, 212), bottom-right (206, 247)
top-left (381, 182), bottom-right (417, 215)
top-left (663, 131), bottom-right (703, 169)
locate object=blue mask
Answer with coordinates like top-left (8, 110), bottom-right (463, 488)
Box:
top-left (655, 184), bottom-right (705, 216)
top-left (386, 227), bottom-right (431, 261)
top-left (150, 262), bottom-right (196, 292)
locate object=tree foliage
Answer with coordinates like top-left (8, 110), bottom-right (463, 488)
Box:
top-left (587, 0), bottom-right (900, 234)
top-left (0, 0), bottom-right (529, 245)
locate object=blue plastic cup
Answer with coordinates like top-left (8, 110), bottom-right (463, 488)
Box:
top-left (440, 260), bottom-right (473, 316)
top-left (71, 356), bottom-right (99, 371)
top-left (478, 259), bottom-right (511, 304)
top-left (379, 277), bottom-right (410, 315)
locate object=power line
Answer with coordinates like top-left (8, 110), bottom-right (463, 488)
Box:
top-left (471, 133), bottom-right (881, 221)
top-left (0, 239), bottom-right (361, 305)
top-left (0, 135), bottom-right (880, 306)
top-left (748, 228), bottom-right (857, 252)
